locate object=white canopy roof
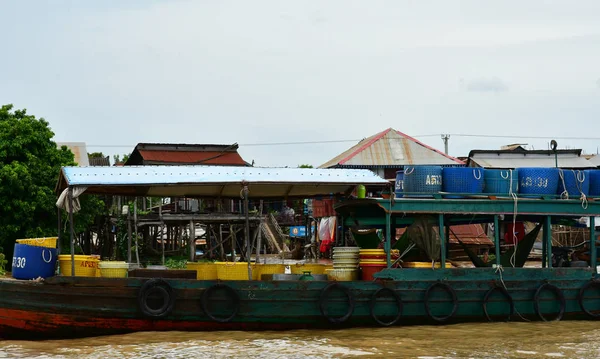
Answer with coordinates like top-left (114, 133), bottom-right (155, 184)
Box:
top-left (56, 165), bottom-right (388, 198)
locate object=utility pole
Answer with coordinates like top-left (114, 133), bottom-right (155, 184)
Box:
top-left (441, 134), bottom-right (450, 155)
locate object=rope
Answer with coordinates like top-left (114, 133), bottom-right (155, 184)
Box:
top-left (573, 170), bottom-right (589, 209)
top-left (494, 265), bottom-right (530, 322)
top-left (559, 169), bottom-right (569, 199)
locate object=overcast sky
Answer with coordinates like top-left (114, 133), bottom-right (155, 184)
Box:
top-left (1, 1), bottom-right (599, 167)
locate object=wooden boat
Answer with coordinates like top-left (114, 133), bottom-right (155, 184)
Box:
top-left (1, 165), bottom-right (600, 339)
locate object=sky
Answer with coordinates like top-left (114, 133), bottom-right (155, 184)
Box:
top-left (1, 0), bottom-right (599, 167)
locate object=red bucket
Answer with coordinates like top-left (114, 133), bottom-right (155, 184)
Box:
top-left (360, 263), bottom-right (386, 281)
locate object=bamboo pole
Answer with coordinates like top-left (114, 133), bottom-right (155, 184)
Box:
top-left (243, 185), bottom-right (252, 280)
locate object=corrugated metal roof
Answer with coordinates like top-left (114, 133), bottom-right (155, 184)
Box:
top-left (88, 156), bottom-right (110, 166)
top-left (319, 128), bottom-right (463, 168)
top-left (56, 142), bottom-right (90, 167)
top-left (586, 155), bottom-right (600, 168)
top-left (56, 165), bottom-right (389, 198)
top-left (469, 151), bottom-right (594, 169)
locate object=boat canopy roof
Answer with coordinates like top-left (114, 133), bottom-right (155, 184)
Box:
top-left (56, 165), bottom-right (389, 198)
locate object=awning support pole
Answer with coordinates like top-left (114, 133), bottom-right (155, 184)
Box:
top-left (189, 219), bottom-right (195, 262)
top-left (68, 187), bottom-right (75, 277)
top-left (134, 198), bottom-right (140, 266)
top-left (544, 216), bottom-right (552, 268)
top-left (591, 216), bottom-right (596, 274)
top-left (127, 202), bottom-right (132, 264)
top-left (439, 214), bottom-right (446, 267)
top-left (385, 211), bottom-right (391, 268)
top-left (494, 215), bottom-right (501, 267)
top-left (243, 185), bottom-right (252, 280)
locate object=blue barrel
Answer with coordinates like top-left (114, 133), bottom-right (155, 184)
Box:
top-left (518, 167), bottom-right (559, 198)
top-left (557, 169), bottom-right (590, 198)
top-left (395, 171), bottom-right (404, 198)
top-left (11, 244), bottom-right (57, 280)
top-left (589, 170), bottom-right (600, 197)
top-left (484, 169), bottom-right (519, 194)
top-left (403, 165), bottom-right (442, 197)
top-left (442, 167), bottom-right (484, 198)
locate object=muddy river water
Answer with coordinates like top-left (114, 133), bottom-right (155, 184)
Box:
top-left (1, 321), bottom-right (600, 358)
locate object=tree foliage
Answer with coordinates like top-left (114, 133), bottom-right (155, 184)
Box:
top-left (0, 104), bottom-right (104, 259)
top-left (298, 164), bottom-right (313, 168)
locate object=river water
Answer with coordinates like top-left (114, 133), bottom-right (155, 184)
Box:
top-left (2, 322), bottom-right (600, 359)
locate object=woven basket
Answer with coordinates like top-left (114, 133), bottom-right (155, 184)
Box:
top-left (484, 169), bottom-right (519, 194)
top-left (442, 167), bottom-right (484, 198)
top-left (216, 262), bottom-right (253, 280)
top-left (58, 255), bottom-right (98, 277)
top-left (589, 170), bottom-right (600, 197)
top-left (403, 165), bottom-right (443, 197)
top-left (325, 268), bottom-right (359, 281)
top-left (16, 237), bottom-right (57, 249)
top-left (98, 261), bottom-right (128, 278)
top-left (186, 262), bottom-right (218, 280)
top-left (558, 169), bottom-right (590, 197)
top-left (518, 167), bottom-right (559, 197)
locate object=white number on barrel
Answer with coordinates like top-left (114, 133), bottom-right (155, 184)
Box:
top-left (12, 257), bottom-right (26, 269)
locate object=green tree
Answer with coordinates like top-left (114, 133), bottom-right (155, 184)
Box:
top-left (0, 104), bottom-right (103, 260)
top-left (113, 153), bottom-right (130, 165)
top-left (298, 164), bottom-right (313, 168)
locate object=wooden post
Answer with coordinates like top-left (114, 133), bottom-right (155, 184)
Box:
top-left (591, 216), bottom-right (596, 273)
top-left (159, 200), bottom-right (165, 265)
top-left (494, 215), bottom-right (501, 267)
top-left (544, 216), bottom-right (552, 268)
top-left (219, 224), bottom-right (225, 261)
top-left (68, 187), bottom-right (75, 277)
top-left (439, 214), bottom-right (446, 267)
top-left (127, 203), bottom-right (132, 264)
top-left (57, 207), bottom-right (61, 256)
top-left (385, 211), bottom-right (391, 268)
top-left (189, 220), bottom-right (195, 262)
top-left (243, 185), bottom-right (252, 280)
top-left (134, 198), bottom-right (140, 265)
top-left (256, 200), bottom-right (263, 263)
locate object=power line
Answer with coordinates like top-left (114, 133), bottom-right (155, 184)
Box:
top-left (85, 133), bottom-right (600, 148)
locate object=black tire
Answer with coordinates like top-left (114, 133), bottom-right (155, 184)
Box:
top-left (201, 284), bottom-right (240, 323)
top-left (369, 287), bottom-right (403, 326)
top-left (424, 282), bottom-right (458, 323)
top-left (319, 283), bottom-right (355, 324)
top-left (482, 286), bottom-right (514, 322)
top-left (138, 278), bottom-right (175, 318)
top-left (578, 281), bottom-right (600, 319)
top-left (534, 283), bottom-right (565, 322)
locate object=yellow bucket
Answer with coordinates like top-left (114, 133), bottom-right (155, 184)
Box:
top-left (186, 262), bottom-right (218, 280)
top-left (58, 255), bottom-right (99, 277)
top-left (290, 263), bottom-right (326, 275)
top-left (98, 261), bottom-right (129, 278)
top-left (216, 262), bottom-right (253, 280)
top-left (255, 264), bottom-right (285, 279)
top-left (16, 237), bottom-right (57, 248)
top-left (402, 262), bottom-right (453, 268)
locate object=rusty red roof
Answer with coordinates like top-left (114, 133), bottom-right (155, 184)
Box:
top-left (138, 150), bottom-right (247, 165)
top-left (124, 143), bottom-right (250, 166)
top-left (319, 128), bottom-right (463, 168)
top-left (396, 224), bottom-right (492, 246)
